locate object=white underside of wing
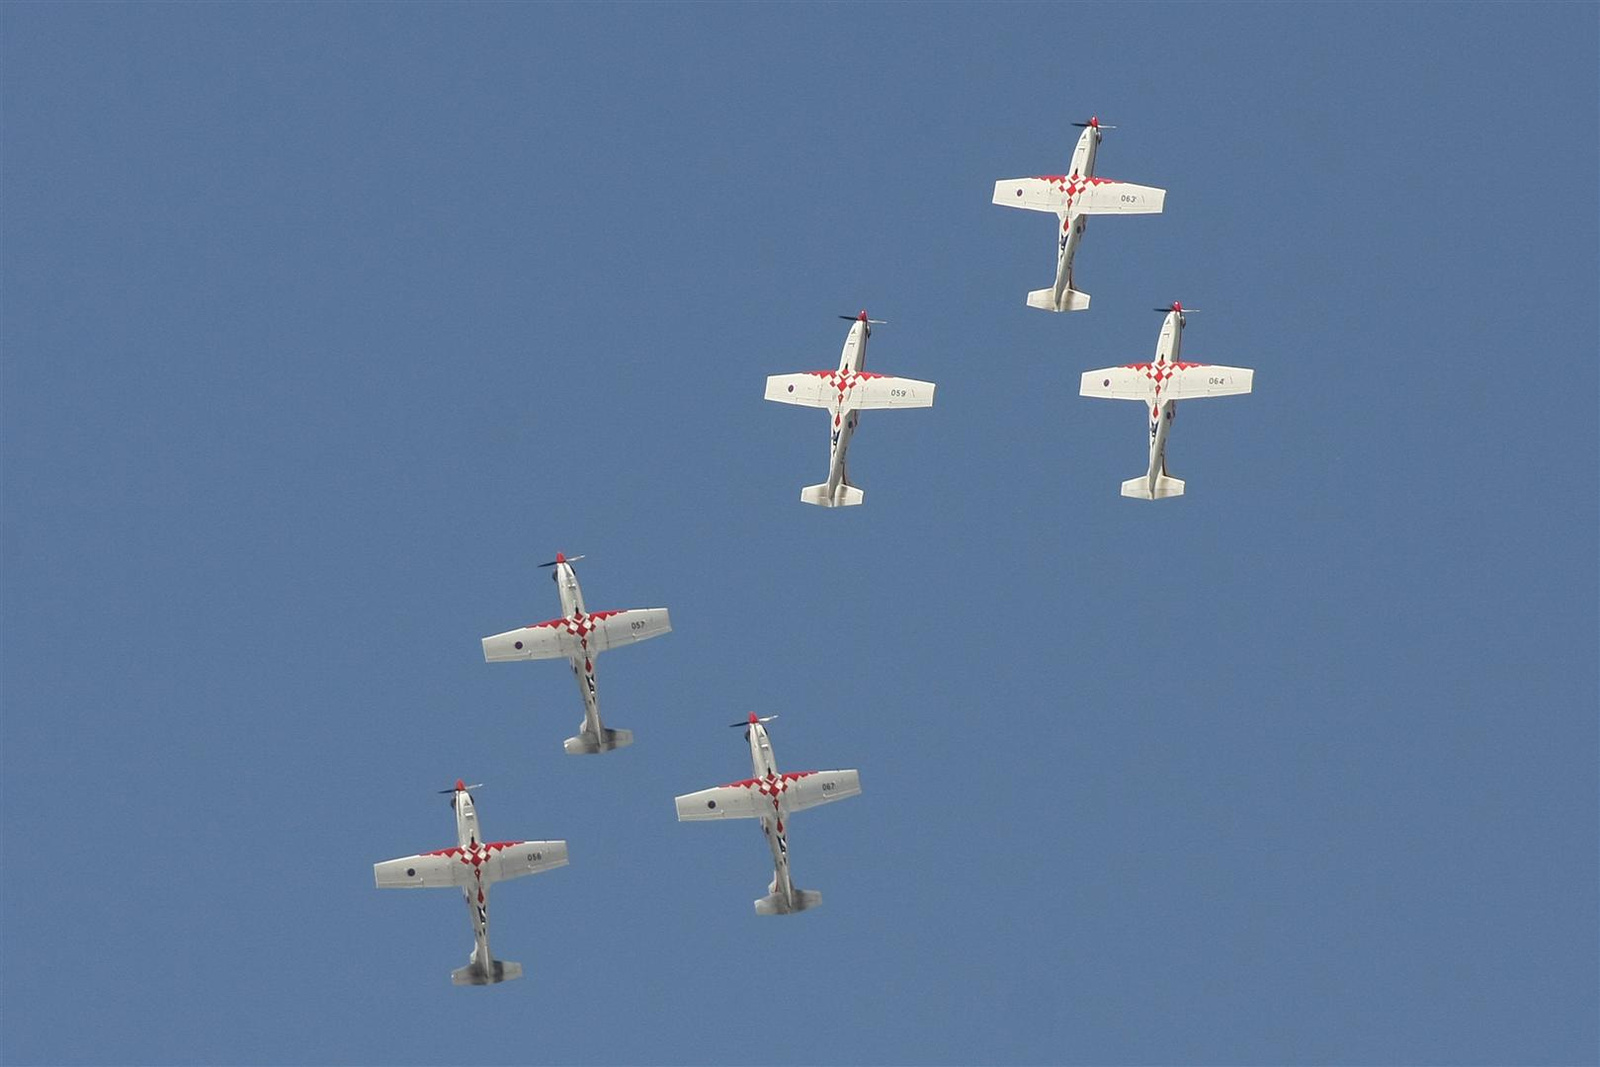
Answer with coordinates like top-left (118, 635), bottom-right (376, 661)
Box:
top-left (374, 852), bottom-right (471, 889)
top-left (1158, 365), bottom-right (1254, 400)
top-left (765, 373), bottom-right (835, 408)
top-left (1072, 179), bottom-right (1166, 215)
top-left (675, 784), bottom-right (767, 821)
top-left (1081, 366), bottom-right (1156, 400)
top-left (782, 769), bottom-right (862, 814)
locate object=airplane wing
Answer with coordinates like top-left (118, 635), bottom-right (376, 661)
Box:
top-left (374, 851), bottom-right (471, 889)
top-left (992, 177), bottom-right (1070, 213)
top-left (1081, 363), bottom-right (1254, 401)
top-left (765, 373), bottom-right (835, 408)
top-left (992, 176), bottom-right (1165, 215)
top-left (481, 609), bottom-right (670, 662)
top-left (675, 783), bottom-right (768, 821)
top-left (1071, 179), bottom-right (1166, 215)
top-left (1157, 364), bottom-right (1254, 400)
top-left (482, 618), bottom-right (582, 662)
top-left (782, 769), bottom-right (861, 814)
top-left (586, 608), bottom-right (672, 653)
top-left (848, 376), bottom-right (935, 409)
top-left (1081, 366), bottom-right (1159, 401)
top-left (374, 841), bottom-right (569, 889)
top-left (765, 372), bottom-right (935, 410)
top-left (483, 840), bottom-right (568, 884)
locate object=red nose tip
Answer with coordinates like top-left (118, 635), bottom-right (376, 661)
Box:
top-left (858, 309), bottom-right (868, 322)
top-left (1173, 302), bottom-right (1182, 312)
top-left (555, 551), bottom-right (565, 563)
top-left (1089, 116), bottom-right (1098, 127)
top-left (748, 712), bottom-right (759, 724)
top-left (456, 779), bottom-right (466, 791)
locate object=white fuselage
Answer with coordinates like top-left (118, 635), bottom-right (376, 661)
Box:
top-left (822, 320), bottom-right (869, 500)
top-left (1050, 125), bottom-right (1100, 304)
top-left (745, 722), bottom-right (800, 910)
top-left (550, 561), bottom-right (605, 741)
top-left (452, 788), bottom-right (494, 972)
top-left (1143, 310), bottom-right (1185, 494)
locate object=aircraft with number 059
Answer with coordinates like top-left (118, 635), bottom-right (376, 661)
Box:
top-left (763, 310), bottom-right (935, 507)
top-left (675, 714), bottom-right (861, 915)
top-left (374, 780), bottom-right (568, 986)
top-left (1079, 303), bottom-right (1254, 499)
top-left (991, 116), bottom-right (1166, 312)
top-left (481, 553), bottom-right (671, 754)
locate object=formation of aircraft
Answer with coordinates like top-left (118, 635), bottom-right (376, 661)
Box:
top-left (481, 553), bottom-right (671, 753)
top-left (1080, 303), bottom-right (1254, 499)
top-left (763, 310), bottom-right (936, 507)
top-left (991, 116), bottom-right (1166, 312)
top-left (675, 714), bottom-right (861, 914)
top-left (373, 781), bottom-right (568, 985)
top-left (375, 112), bottom-right (1259, 987)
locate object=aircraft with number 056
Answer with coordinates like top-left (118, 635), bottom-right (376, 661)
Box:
top-left (1079, 303), bottom-right (1254, 499)
top-left (763, 310), bottom-right (935, 507)
top-left (675, 714), bottom-right (861, 915)
top-left (481, 553), bottom-right (671, 754)
top-left (991, 116), bottom-right (1166, 312)
top-left (374, 780), bottom-right (568, 986)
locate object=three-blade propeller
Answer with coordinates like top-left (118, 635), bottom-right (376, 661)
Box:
top-left (1071, 115), bottom-right (1118, 130)
top-left (538, 552), bottom-right (585, 568)
top-left (1153, 302), bottom-right (1197, 317)
top-left (729, 713), bottom-right (779, 728)
top-left (438, 781), bottom-right (483, 794)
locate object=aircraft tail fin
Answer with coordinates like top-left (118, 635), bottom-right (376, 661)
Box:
top-left (564, 727), bottom-right (633, 755)
top-left (1121, 474), bottom-right (1185, 500)
top-left (1026, 287), bottom-right (1090, 312)
top-left (451, 957), bottom-right (523, 986)
top-left (755, 888), bottom-right (823, 916)
top-left (800, 483), bottom-right (864, 508)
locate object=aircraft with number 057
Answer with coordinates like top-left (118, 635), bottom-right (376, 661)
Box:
top-left (481, 553), bottom-right (671, 753)
top-left (763, 310), bottom-right (935, 507)
top-left (991, 116), bottom-right (1166, 312)
top-left (675, 714), bottom-right (861, 915)
top-left (1079, 303), bottom-right (1254, 499)
top-left (374, 780), bottom-right (568, 986)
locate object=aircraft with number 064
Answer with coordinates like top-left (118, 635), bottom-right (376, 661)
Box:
top-left (991, 116), bottom-right (1166, 312)
top-left (763, 310), bottom-right (935, 507)
top-left (373, 781), bottom-right (568, 986)
top-left (481, 553), bottom-right (671, 753)
top-left (675, 714), bottom-right (861, 915)
top-left (1079, 303), bottom-right (1254, 499)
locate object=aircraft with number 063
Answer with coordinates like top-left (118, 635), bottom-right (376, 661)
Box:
top-left (1079, 303), bottom-right (1254, 499)
top-left (675, 714), bottom-right (861, 915)
top-left (991, 116), bottom-right (1166, 312)
top-left (481, 553), bottom-right (671, 753)
top-left (374, 780), bottom-right (568, 986)
top-left (763, 310), bottom-right (935, 507)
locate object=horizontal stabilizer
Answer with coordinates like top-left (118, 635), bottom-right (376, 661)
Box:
top-left (801, 483), bottom-right (864, 508)
top-left (565, 727), bottom-right (633, 755)
top-left (451, 957), bottom-right (522, 986)
top-left (755, 888), bottom-right (822, 916)
top-left (1027, 287), bottom-right (1090, 312)
top-left (1121, 475), bottom-right (1186, 500)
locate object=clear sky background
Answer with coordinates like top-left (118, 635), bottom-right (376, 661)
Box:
top-left (3, 4), bottom-right (1596, 1065)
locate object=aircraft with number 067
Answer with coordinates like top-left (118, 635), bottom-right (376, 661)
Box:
top-left (991, 116), bottom-right (1166, 312)
top-left (1079, 303), bottom-right (1254, 499)
top-left (763, 310), bottom-right (935, 507)
top-left (374, 780), bottom-right (568, 986)
top-left (481, 553), bottom-right (671, 753)
top-left (675, 714), bottom-right (861, 915)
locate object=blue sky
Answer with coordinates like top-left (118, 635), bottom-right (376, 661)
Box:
top-left (3, 3), bottom-right (1595, 1064)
